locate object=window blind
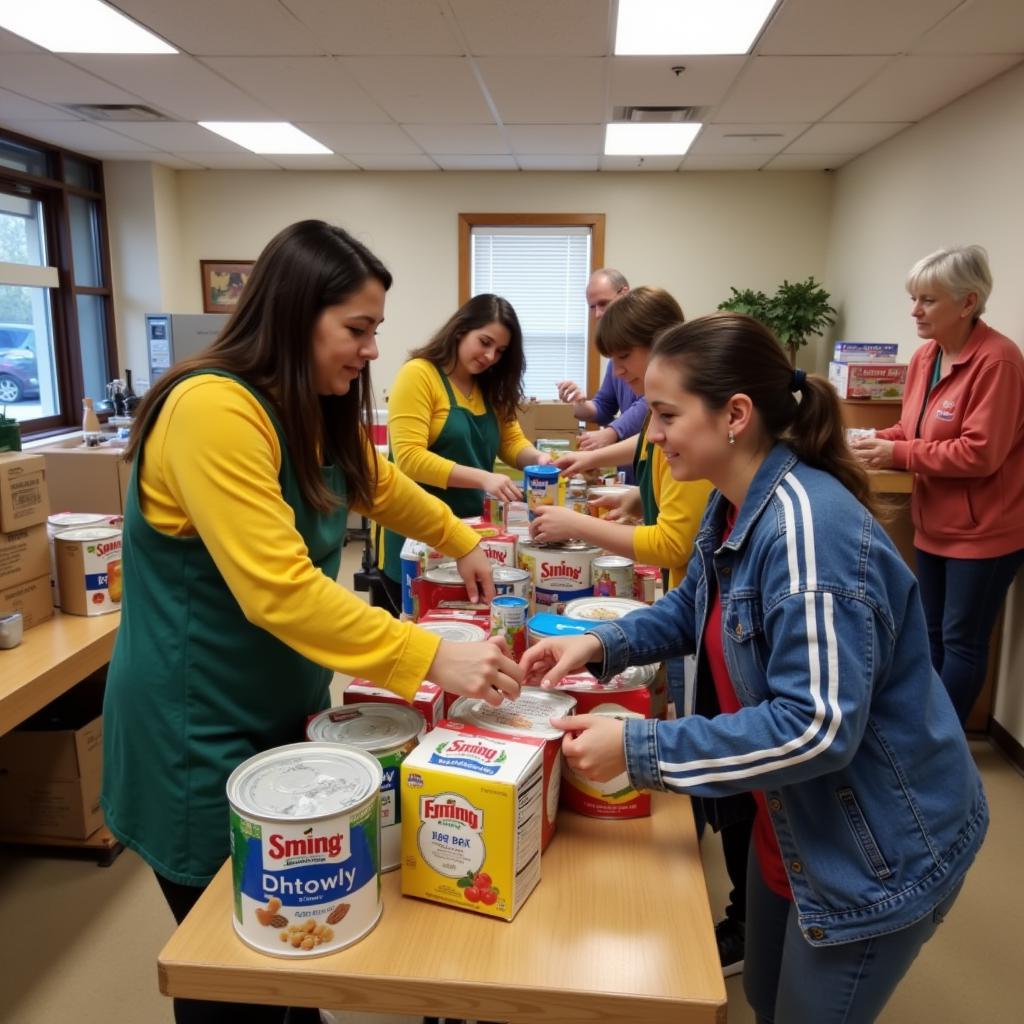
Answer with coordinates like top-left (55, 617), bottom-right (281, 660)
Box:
top-left (470, 225), bottom-right (591, 400)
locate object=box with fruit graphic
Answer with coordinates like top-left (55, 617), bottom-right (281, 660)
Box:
top-left (400, 723), bottom-right (543, 921)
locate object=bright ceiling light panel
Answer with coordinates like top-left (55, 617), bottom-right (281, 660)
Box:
top-left (0, 0), bottom-right (177, 53)
top-left (615, 0), bottom-right (777, 55)
top-left (605, 122), bottom-right (702, 156)
top-left (199, 122), bottom-right (333, 155)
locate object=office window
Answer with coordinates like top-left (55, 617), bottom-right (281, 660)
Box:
top-left (459, 213), bottom-right (605, 400)
top-left (0, 128), bottom-right (116, 436)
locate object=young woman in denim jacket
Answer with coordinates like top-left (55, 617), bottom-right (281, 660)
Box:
top-left (521, 313), bottom-right (988, 1024)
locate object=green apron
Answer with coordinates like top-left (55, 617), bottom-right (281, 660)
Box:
top-left (632, 413), bottom-right (669, 592)
top-left (380, 366), bottom-right (500, 582)
top-left (101, 370), bottom-right (348, 885)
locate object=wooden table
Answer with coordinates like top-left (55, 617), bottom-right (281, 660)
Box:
top-left (0, 610), bottom-right (119, 736)
top-left (159, 793), bottom-right (726, 1023)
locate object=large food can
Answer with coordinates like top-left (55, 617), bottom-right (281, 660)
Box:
top-left (560, 710), bottom-right (649, 819)
top-left (227, 743), bottom-right (382, 956)
top-left (449, 687), bottom-right (577, 850)
top-left (54, 526), bottom-right (123, 616)
top-left (46, 513), bottom-right (122, 607)
top-left (411, 563), bottom-right (469, 619)
top-left (634, 564), bottom-right (661, 604)
top-left (553, 664), bottom-right (661, 717)
top-left (492, 565), bottom-right (532, 602)
top-left (518, 539), bottom-right (599, 613)
top-left (563, 595), bottom-right (647, 622)
top-left (489, 594), bottom-right (529, 660)
top-left (306, 705), bottom-right (425, 871)
top-left (526, 612), bottom-right (591, 647)
top-left (416, 619), bottom-right (488, 644)
top-left (523, 464), bottom-right (561, 521)
top-left (591, 555), bottom-right (635, 599)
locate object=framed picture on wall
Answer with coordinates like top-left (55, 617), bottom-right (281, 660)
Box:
top-left (200, 260), bottom-right (254, 313)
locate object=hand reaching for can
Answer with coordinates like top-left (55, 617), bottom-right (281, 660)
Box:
top-left (520, 634), bottom-right (604, 689)
top-left (549, 714), bottom-right (627, 783)
top-left (556, 380), bottom-right (585, 404)
top-left (529, 504), bottom-right (584, 545)
top-left (426, 636), bottom-right (524, 706)
top-left (481, 471), bottom-right (522, 502)
top-left (454, 545), bottom-right (497, 603)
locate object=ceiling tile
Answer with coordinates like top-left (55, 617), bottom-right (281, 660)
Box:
top-left (758, 0), bottom-right (962, 55)
top-left (341, 57), bottom-right (493, 122)
top-left (348, 154), bottom-right (440, 170)
top-left (0, 89), bottom-right (72, 121)
top-left (175, 151), bottom-right (283, 169)
top-left (714, 56), bottom-right (889, 122)
top-left (913, 0), bottom-right (1024, 54)
top-left (295, 123), bottom-right (422, 154)
top-left (478, 58), bottom-right (606, 122)
top-left (0, 28), bottom-right (45, 53)
top-left (690, 123), bottom-right (806, 155)
top-left (599, 155), bottom-right (683, 171)
top-left (505, 124), bottom-right (604, 154)
top-left (403, 124), bottom-right (508, 154)
top-left (0, 120), bottom-right (159, 154)
top-left (202, 57), bottom-right (390, 122)
top-left (450, 0), bottom-right (610, 56)
top-left (433, 154), bottom-right (519, 170)
top-left (0, 55), bottom-right (143, 105)
top-left (682, 154), bottom-right (768, 171)
top-left (265, 154), bottom-right (360, 170)
top-left (98, 153), bottom-right (205, 169)
top-left (516, 154), bottom-right (600, 170)
top-left (65, 55), bottom-right (278, 121)
top-left (609, 56), bottom-right (746, 107)
top-left (110, 0), bottom-right (323, 55)
top-left (785, 122), bottom-right (912, 154)
top-left (285, 0), bottom-right (462, 55)
top-left (99, 121), bottom-right (249, 152)
top-left (827, 54), bottom-right (1021, 122)
top-left (764, 154), bottom-right (853, 170)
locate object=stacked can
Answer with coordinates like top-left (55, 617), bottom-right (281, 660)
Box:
top-left (591, 555), bottom-right (635, 599)
top-left (489, 594), bottom-right (529, 660)
top-left (523, 464), bottom-right (561, 521)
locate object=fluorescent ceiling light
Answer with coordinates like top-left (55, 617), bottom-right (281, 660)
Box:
top-left (199, 122), bottom-right (332, 155)
top-left (605, 123), bottom-right (701, 156)
top-left (615, 0), bottom-right (776, 55)
top-left (0, 0), bottom-right (176, 53)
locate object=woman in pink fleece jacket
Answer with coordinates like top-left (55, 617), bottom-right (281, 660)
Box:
top-left (853, 245), bottom-right (1024, 723)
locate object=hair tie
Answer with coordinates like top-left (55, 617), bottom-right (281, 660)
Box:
top-left (791, 368), bottom-right (807, 392)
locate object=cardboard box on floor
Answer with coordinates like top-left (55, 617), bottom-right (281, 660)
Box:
top-left (37, 443), bottom-right (132, 516)
top-left (517, 400), bottom-right (579, 447)
top-left (0, 573), bottom-right (53, 630)
top-left (0, 670), bottom-right (105, 839)
top-left (0, 452), bottom-right (49, 532)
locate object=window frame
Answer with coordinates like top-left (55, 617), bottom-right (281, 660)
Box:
top-left (458, 212), bottom-right (606, 399)
top-left (0, 125), bottom-right (118, 438)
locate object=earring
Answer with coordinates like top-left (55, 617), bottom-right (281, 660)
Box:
top-left (728, 429), bottom-right (736, 446)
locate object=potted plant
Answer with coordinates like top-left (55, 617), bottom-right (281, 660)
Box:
top-left (0, 407), bottom-right (20, 452)
top-left (719, 276), bottom-right (837, 367)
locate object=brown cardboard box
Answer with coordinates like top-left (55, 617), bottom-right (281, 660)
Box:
top-left (0, 672), bottom-right (104, 839)
top-left (0, 524), bottom-right (49, 589)
top-left (517, 400), bottom-right (579, 444)
top-left (0, 573), bottom-right (54, 630)
top-left (0, 452), bottom-right (49, 532)
top-left (37, 444), bottom-right (132, 516)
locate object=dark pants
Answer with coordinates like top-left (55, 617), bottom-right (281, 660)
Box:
top-left (155, 873), bottom-right (321, 1024)
top-left (742, 842), bottom-right (963, 1023)
top-left (914, 546), bottom-right (1024, 724)
top-left (693, 801), bottom-right (754, 925)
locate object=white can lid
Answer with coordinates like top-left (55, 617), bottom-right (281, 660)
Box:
top-left (449, 686), bottom-right (577, 739)
top-left (562, 596), bottom-right (647, 620)
top-left (306, 704), bottom-right (424, 749)
top-left (417, 620), bottom-right (487, 644)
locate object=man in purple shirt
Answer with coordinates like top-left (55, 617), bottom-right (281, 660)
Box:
top-left (556, 268), bottom-right (646, 482)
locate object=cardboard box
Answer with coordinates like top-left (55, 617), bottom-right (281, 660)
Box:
top-left (0, 524), bottom-right (48, 588)
top-left (832, 342), bottom-right (899, 363)
top-left (0, 452), bottom-right (49, 532)
top-left (37, 445), bottom-right (132, 516)
top-left (0, 673), bottom-right (104, 839)
top-left (828, 361), bottom-right (908, 400)
top-left (0, 573), bottom-right (53, 630)
top-left (516, 401), bottom-right (579, 445)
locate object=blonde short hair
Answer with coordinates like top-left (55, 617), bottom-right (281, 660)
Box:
top-left (906, 244), bottom-right (992, 315)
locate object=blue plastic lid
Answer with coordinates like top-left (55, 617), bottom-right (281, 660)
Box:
top-left (527, 613), bottom-right (591, 637)
top-left (523, 464), bottom-right (560, 480)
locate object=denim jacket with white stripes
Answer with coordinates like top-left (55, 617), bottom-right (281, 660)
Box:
top-left (588, 443), bottom-right (988, 946)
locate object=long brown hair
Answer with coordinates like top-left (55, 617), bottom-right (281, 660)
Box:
top-left (596, 286), bottom-right (684, 356)
top-left (408, 293), bottom-right (524, 421)
top-left (125, 220), bottom-right (392, 513)
top-left (652, 313), bottom-right (877, 514)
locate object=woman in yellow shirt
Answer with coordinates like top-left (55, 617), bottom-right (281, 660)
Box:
top-left (378, 293), bottom-right (551, 611)
top-left (101, 221), bottom-right (523, 1024)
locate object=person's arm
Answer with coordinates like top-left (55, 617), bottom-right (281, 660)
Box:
top-left (556, 380), bottom-right (598, 422)
top-left (497, 416), bottom-right (535, 469)
top-left (387, 359), bottom-right (460, 488)
top-left (608, 396), bottom-right (649, 441)
top-left (589, 364), bottom-right (620, 426)
top-left (554, 435), bottom-right (637, 476)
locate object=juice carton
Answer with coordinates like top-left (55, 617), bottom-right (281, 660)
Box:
top-left (400, 723), bottom-right (543, 921)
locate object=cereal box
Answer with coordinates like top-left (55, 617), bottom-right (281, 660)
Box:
top-left (400, 723), bottom-right (543, 921)
top-left (832, 342), bottom-right (899, 363)
top-left (828, 361), bottom-right (907, 400)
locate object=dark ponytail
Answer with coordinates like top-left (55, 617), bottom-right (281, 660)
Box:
top-left (651, 313), bottom-right (878, 515)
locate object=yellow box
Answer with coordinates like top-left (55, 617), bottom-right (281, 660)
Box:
top-left (400, 722), bottom-right (543, 921)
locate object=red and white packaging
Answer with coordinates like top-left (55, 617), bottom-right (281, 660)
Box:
top-left (419, 607), bottom-right (492, 631)
top-left (552, 664), bottom-right (664, 720)
top-left (478, 533), bottom-right (517, 568)
top-left (343, 678), bottom-right (444, 729)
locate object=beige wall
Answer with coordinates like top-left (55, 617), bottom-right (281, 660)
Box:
top-left (825, 61), bottom-right (1024, 745)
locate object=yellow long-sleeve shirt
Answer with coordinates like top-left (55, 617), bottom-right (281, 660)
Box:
top-left (139, 374), bottom-right (480, 701)
top-left (387, 357), bottom-right (532, 486)
top-left (633, 431), bottom-right (713, 590)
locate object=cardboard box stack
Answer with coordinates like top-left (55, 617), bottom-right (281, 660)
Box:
top-left (37, 443), bottom-right (132, 516)
top-left (516, 399), bottom-right (579, 449)
top-left (828, 342), bottom-right (908, 400)
top-left (0, 452), bottom-right (53, 630)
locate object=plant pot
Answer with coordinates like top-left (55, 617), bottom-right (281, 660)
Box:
top-left (0, 421), bottom-right (21, 452)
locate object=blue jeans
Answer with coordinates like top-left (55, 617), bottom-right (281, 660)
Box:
top-left (914, 546), bottom-right (1024, 724)
top-left (743, 847), bottom-right (963, 1024)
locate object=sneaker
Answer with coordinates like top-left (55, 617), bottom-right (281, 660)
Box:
top-left (715, 918), bottom-right (745, 977)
